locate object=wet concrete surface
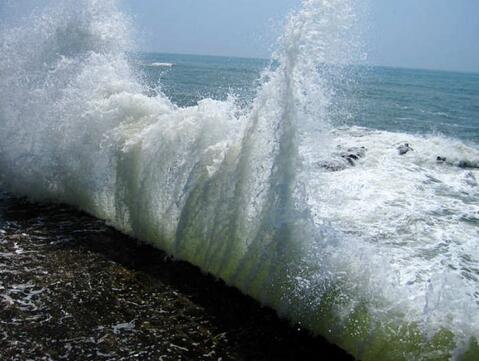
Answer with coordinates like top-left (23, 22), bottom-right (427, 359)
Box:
top-left (0, 192), bottom-right (354, 360)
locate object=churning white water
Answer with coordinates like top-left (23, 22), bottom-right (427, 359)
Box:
top-left (0, 1), bottom-right (478, 360)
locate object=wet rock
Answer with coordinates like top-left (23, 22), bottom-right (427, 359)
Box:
top-left (464, 172), bottom-right (478, 187)
top-left (317, 159), bottom-right (349, 172)
top-left (437, 156), bottom-right (479, 170)
top-left (0, 192), bottom-right (355, 361)
top-left (98, 331), bottom-right (118, 347)
top-left (340, 146), bottom-right (367, 165)
top-left (397, 143), bottom-right (413, 155)
top-left (457, 160), bottom-right (479, 169)
top-left (318, 146), bottom-right (367, 171)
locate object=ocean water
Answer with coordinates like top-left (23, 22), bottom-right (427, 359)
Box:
top-left (137, 53), bottom-right (269, 108)
top-left (138, 53), bottom-right (479, 143)
top-left (1, 1), bottom-right (479, 361)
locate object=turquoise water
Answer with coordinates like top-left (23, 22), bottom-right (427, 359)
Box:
top-left (138, 53), bottom-right (479, 143)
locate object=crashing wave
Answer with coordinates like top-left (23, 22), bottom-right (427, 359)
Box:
top-left (0, 1), bottom-right (478, 360)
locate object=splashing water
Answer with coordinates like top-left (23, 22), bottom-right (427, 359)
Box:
top-left (1, 1), bottom-right (478, 360)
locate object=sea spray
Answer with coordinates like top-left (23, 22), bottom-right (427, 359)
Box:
top-left (1, 1), bottom-right (479, 360)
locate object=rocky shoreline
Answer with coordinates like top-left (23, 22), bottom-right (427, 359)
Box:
top-left (0, 192), bottom-right (354, 360)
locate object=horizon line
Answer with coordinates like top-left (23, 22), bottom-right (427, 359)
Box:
top-left (134, 50), bottom-right (479, 76)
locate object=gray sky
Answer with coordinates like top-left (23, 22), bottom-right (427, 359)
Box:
top-left (122, 0), bottom-right (479, 73)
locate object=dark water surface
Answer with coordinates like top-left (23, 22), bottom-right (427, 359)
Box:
top-left (0, 192), bottom-right (353, 360)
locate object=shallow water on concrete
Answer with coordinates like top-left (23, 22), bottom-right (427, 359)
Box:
top-left (0, 192), bottom-right (353, 361)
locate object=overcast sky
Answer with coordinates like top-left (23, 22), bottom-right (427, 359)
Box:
top-left (122, 0), bottom-right (479, 73)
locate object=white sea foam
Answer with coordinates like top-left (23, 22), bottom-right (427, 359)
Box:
top-left (0, 1), bottom-right (478, 360)
top-left (149, 62), bottom-right (175, 68)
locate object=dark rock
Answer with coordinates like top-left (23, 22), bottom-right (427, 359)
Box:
top-left (464, 172), bottom-right (478, 187)
top-left (317, 159), bottom-right (349, 172)
top-left (340, 146), bottom-right (367, 166)
top-left (318, 146), bottom-right (367, 171)
top-left (398, 143), bottom-right (413, 155)
top-left (0, 192), bottom-right (355, 361)
top-left (436, 156), bottom-right (479, 170)
top-left (457, 160), bottom-right (479, 169)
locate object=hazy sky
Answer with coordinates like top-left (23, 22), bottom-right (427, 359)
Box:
top-left (121, 0), bottom-right (298, 59)
top-left (369, 0), bottom-right (479, 73)
top-left (0, 1), bottom-right (477, 73)
top-left (122, 0), bottom-right (479, 73)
